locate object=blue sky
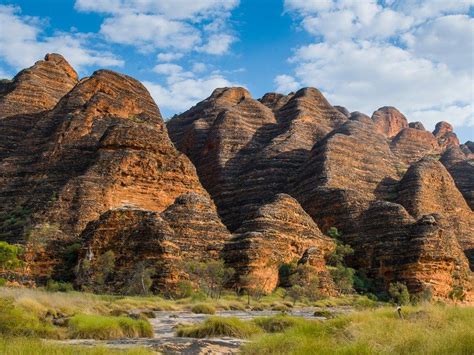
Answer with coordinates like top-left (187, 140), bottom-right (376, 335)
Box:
top-left (0, 0), bottom-right (472, 142)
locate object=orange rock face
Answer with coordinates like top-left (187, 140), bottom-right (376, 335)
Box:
top-left (371, 106), bottom-right (408, 137)
top-left (224, 194), bottom-right (335, 294)
top-left (0, 54), bottom-right (472, 300)
top-left (0, 54), bottom-right (78, 119)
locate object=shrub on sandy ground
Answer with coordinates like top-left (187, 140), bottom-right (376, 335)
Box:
top-left (0, 337), bottom-right (153, 355)
top-left (68, 314), bottom-right (153, 340)
top-left (242, 305), bottom-right (474, 355)
top-left (191, 303), bottom-right (216, 314)
top-left (176, 316), bottom-right (262, 338)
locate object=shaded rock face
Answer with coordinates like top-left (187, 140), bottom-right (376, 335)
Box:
top-left (167, 87), bottom-right (347, 231)
top-left (408, 121), bottom-right (426, 130)
top-left (397, 158), bottom-right (474, 268)
top-left (371, 106), bottom-right (408, 137)
top-left (75, 209), bottom-right (181, 293)
top-left (224, 194), bottom-right (335, 294)
top-left (76, 192), bottom-right (232, 292)
top-left (353, 202), bottom-right (471, 299)
top-left (441, 147), bottom-right (474, 210)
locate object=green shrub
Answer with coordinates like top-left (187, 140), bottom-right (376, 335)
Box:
top-left (0, 278), bottom-right (6, 287)
top-left (388, 282), bottom-right (410, 305)
top-left (176, 316), bottom-right (262, 338)
top-left (191, 303), bottom-right (216, 314)
top-left (46, 280), bottom-right (74, 293)
top-left (0, 241), bottom-right (24, 270)
top-left (68, 314), bottom-right (153, 340)
top-left (174, 280), bottom-right (194, 299)
top-left (0, 298), bottom-right (58, 338)
top-left (313, 309), bottom-right (334, 318)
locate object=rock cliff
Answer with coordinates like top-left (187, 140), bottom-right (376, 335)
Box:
top-left (0, 54), bottom-right (472, 300)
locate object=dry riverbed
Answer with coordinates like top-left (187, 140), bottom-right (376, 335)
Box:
top-left (51, 308), bottom-right (342, 354)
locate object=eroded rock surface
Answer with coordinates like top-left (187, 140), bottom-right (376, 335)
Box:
top-left (224, 194), bottom-right (335, 294)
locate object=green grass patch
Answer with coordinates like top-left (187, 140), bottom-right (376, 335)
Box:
top-left (0, 298), bottom-right (60, 338)
top-left (253, 315), bottom-right (307, 333)
top-left (68, 314), bottom-right (153, 340)
top-left (242, 305), bottom-right (474, 354)
top-left (0, 337), bottom-right (152, 354)
top-left (176, 316), bottom-right (262, 338)
top-left (191, 303), bottom-right (216, 314)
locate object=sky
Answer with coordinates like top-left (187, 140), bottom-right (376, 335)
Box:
top-left (0, 0), bottom-right (472, 142)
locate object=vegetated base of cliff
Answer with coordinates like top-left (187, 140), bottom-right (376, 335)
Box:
top-left (0, 286), bottom-right (473, 355)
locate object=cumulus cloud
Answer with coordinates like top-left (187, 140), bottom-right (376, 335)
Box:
top-left (144, 74), bottom-right (238, 112)
top-left (157, 52), bottom-right (184, 62)
top-left (274, 74), bottom-right (300, 93)
top-left (198, 34), bottom-right (236, 55)
top-left (75, 0), bottom-right (239, 20)
top-left (0, 5), bottom-right (123, 72)
top-left (281, 0), bottom-right (474, 136)
top-left (75, 0), bottom-right (239, 55)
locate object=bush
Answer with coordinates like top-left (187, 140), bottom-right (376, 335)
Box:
top-left (191, 303), bottom-right (216, 315)
top-left (0, 241), bottom-right (23, 271)
top-left (0, 298), bottom-right (58, 338)
top-left (185, 260), bottom-right (235, 299)
top-left (174, 280), bottom-right (194, 299)
top-left (177, 316), bottom-right (261, 338)
top-left (253, 316), bottom-right (304, 333)
top-left (0, 278), bottom-right (6, 287)
top-left (388, 282), bottom-right (410, 305)
top-left (68, 314), bottom-right (153, 340)
top-left (46, 280), bottom-right (74, 293)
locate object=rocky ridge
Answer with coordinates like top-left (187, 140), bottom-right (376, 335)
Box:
top-left (0, 54), bottom-right (472, 301)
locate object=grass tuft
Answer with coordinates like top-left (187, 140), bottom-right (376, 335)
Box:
top-left (191, 303), bottom-right (216, 314)
top-left (177, 316), bottom-right (262, 338)
top-left (68, 314), bottom-right (153, 340)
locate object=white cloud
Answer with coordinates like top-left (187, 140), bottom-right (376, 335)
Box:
top-left (144, 74), bottom-right (238, 112)
top-left (281, 0), bottom-right (474, 135)
top-left (0, 5), bottom-right (123, 72)
top-left (274, 74), bottom-right (300, 93)
top-left (408, 105), bottom-right (473, 131)
top-left (157, 52), bottom-right (184, 62)
top-left (403, 15), bottom-right (474, 72)
top-left (192, 62), bottom-right (207, 73)
top-left (198, 34), bottom-right (236, 55)
top-left (100, 14), bottom-right (200, 51)
top-left (75, 0), bottom-right (239, 20)
top-left (75, 0), bottom-right (239, 55)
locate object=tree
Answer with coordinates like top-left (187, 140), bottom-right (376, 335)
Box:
top-left (0, 241), bottom-right (24, 271)
top-left (185, 260), bottom-right (235, 299)
top-left (123, 261), bottom-right (154, 296)
top-left (76, 250), bottom-right (115, 293)
top-left (240, 273), bottom-right (269, 306)
top-left (326, 227), bottom-right (356, 294)
top-left (388, 282), bottom-right (410, 305)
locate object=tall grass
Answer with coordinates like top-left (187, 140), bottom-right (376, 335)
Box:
top-left (242, 305), bottom-right (474, 354)
top-left (177, 316), bottom-right (262, 338)
top-left (68, 314), bottom-right (153, 340)
top-left (0, 337), bottom-right (153, 355)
